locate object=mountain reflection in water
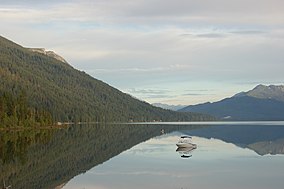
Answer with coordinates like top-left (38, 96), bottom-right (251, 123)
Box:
top-left (0, 124), bottom-right (201, 189)
top-left (0, 122), bottom-right (284, 189)
top-left (182, 124), bottom-right (284, 155)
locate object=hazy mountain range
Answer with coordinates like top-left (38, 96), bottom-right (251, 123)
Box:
top-left (179, 84), bottom-right (284, 121)
top-left (152, 103), bottom-right (186, 111)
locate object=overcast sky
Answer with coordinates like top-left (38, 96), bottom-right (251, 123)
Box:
top-left (1, 0), bottom-right (284, 105)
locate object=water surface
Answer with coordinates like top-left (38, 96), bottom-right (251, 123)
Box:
top-left (1, 122), bottom-right (284, 189)
top-left (63, 124), bottom-right (284, 189)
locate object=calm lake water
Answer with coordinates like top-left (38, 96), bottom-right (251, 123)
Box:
top-left (1, 122), bottom-right (284, 189)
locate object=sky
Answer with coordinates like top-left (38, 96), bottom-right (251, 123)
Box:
top-left (1, 0), bottom-right (284, 105)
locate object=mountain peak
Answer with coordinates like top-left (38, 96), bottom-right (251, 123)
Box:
top-left (246, 84), bottom-right (284, 102)
top-left (253, 84), bottom-right (266, 90)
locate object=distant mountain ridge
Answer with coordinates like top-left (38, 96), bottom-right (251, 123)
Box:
top-left (179, 84), bottom-right (284, 121)
top-left (238, 84), bottom-right (284, 102)
top-left (152, 103), bottom-right (186, 111)
top-left (0, 35), bottom-right (214, 124)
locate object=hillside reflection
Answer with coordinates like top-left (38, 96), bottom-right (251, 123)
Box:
top-left (1, 123), bottom-right (284, 189)
top-left (0, 124), bottom-right (200, 189)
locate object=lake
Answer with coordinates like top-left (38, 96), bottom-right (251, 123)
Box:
top-left (1, 122), bottom-right (284, 189)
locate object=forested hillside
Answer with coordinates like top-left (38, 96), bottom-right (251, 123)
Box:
top-left (0, 36), bottom-right (214, 125)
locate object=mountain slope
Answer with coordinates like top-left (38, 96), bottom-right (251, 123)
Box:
top-left (179, 85), bottom-right (284, 121)
top-left (242, 84), bottom-right (284, 102)
top-left (0, 36), bottom-right (214, 123)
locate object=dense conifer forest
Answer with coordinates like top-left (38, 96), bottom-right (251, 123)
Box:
top-left (0, 91), bottom-right (52, 127)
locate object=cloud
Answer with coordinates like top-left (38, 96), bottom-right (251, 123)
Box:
top-left (229, 30), bottom-right (268, 35)
top-left (143, 94), bottom-right (176, 99)
top-left (125, 88), bottom-right (176, 99)
top-left (182, 93), bottom-right (213, 96)
top-left (185, 89), bottom-right (214, 92)
top-left (234, 81), bottom-right (284, 86)
top-left (180, 33), bottom-right (227, 38)
top-left (196, 33), bottom-right (227, 38)
top-left (87, 64), bottom-right (193, 75)
top-left (126, 88), bottom-right (170, 95)
top-left (1, 0), bottom-right (284, 105)
top-left (1, 0), bottom-right (284, 26)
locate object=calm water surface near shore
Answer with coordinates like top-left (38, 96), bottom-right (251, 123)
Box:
top-left (63, 122), bottom-right (284, 189)
top-left (1, 122), bottom-right (284, 189)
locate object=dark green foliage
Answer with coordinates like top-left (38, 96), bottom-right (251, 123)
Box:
top-left (0, 129), bottom-right (54, 165)
top-left (0, 91), bottom-right (52, 127)
top-left (0, 35), bottom-right (215, 125)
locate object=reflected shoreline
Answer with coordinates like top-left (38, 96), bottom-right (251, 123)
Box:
top-left (1, 122), bottom-right (284, 189)
top-left (120, 121), bottom-right (284, 125)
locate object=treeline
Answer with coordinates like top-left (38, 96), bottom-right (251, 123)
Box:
top-left (0, 91), bottom-right (52, 128)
